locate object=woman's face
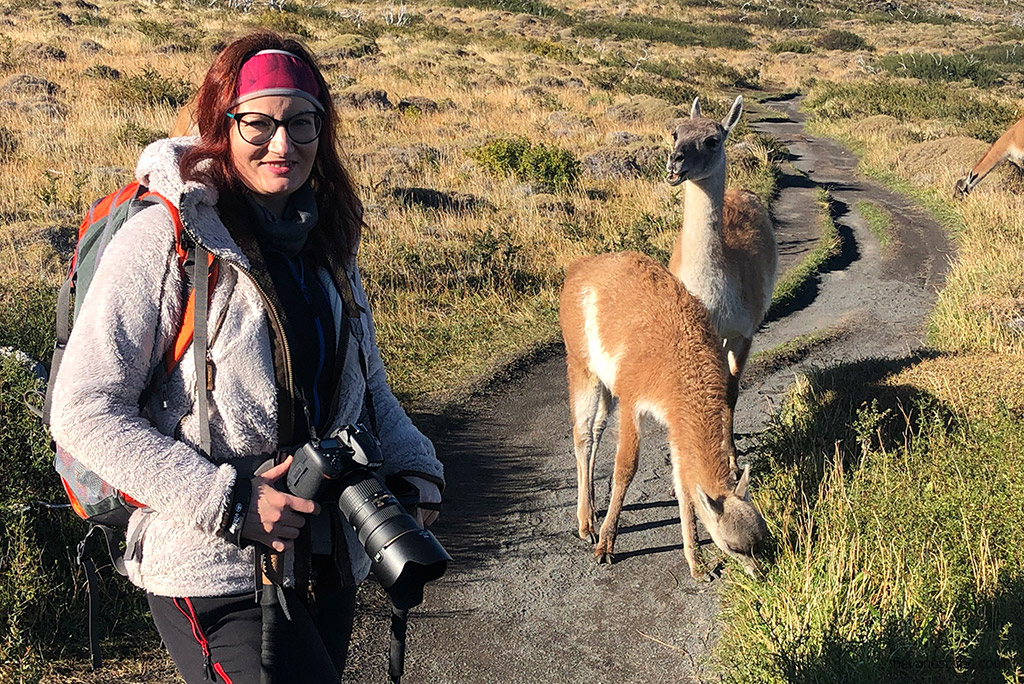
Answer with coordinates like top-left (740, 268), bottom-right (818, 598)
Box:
top-left (228, 94), bottom-right (320, 216)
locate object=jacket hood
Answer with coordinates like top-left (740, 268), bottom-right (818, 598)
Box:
top-left (137, 136), bottom-right (218, 208)
top-left (137, 137), bottom-right (250, 267)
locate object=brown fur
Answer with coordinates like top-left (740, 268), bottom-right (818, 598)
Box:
top-left (955, 117), bottom-right (1024, 197)
top-left (559, 252), bottom-right (767, 579)
top-left (665, 98), bottom-right (777, 456)
top-left (170, 99), bottom-right (198, 137)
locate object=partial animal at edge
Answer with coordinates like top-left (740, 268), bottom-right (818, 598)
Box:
top-left (666, 95), bottom-right (778, 457)
top-left (954, 117), bottom-right (1024, 198)
top-left (559, 252), bottom-right (767, 579)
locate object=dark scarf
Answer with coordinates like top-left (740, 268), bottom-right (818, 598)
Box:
top-left (244, 183), bottom-right (319, 257)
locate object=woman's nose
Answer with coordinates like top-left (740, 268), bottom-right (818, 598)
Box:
top-left (267, 124), bottom-right (291, 154)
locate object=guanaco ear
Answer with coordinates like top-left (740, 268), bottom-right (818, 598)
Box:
top-left (734, 464), bottom-right (752, 501)
top-left (690, 96), bottom-right (702, 120)
top-left (696, 484), bottom-right (723, 519)
top-left (722, 95), bottom-right (743, 135)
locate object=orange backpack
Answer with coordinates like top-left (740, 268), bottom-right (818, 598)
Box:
top-left (44, 180), bottom-right (219, 527)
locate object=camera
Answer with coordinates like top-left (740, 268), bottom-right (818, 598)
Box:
top-left (287, 425), bottom-right (450, 610)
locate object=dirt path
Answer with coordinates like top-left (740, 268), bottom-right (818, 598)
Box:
top-left (347, 96), bottom-right (952, 683)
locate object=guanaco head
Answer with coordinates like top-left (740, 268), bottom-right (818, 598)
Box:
top-left (953, 170), bottom-right (977, 199)
top-left (694, 464), bottom-right (767, 578)
top-left (666, 95), bottom-right (744, 186)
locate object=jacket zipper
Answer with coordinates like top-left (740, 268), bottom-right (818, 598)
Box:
top-left (180, 223), bottom-right (297, 441)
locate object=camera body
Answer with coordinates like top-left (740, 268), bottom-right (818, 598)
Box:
top-left (286, 425), bottom-right (450, 610)
top-left (287, 424), bottom-right (383, 501)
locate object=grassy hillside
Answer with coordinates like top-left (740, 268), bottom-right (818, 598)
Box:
top-left (0, 0), bottom-right (1022, 680)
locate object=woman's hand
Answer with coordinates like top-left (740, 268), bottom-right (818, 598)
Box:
top-left (242, 456), bottom-right (320, 551)
top-left (403, 475), bottom-right (442, 528)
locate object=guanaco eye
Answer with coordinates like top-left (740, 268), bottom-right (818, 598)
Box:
top-left (705, 137), bottom-right (719, 149)
top-left (672, 130), bottom-right (678, 141)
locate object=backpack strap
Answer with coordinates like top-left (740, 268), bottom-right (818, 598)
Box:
top-left (192, 244), bottom-right (213, 458)
top-left (77, 524), bottom-right (128, 671)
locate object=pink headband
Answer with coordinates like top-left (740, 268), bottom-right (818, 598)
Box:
top-left (231, 49), bottom-right (323, 111)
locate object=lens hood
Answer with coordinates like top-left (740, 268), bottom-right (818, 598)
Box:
top-left (371, 528), bottom-right (451, 610)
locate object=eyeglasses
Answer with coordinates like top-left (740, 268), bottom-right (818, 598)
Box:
top-left (226, 111), bottom-right (324, 146)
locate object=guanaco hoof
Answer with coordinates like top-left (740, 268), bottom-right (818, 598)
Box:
top-left (595, 551), bottom-right (615, 565)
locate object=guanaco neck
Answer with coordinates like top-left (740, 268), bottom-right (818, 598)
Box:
top-left (664, 395), bottom-right (733, 495)
top-left (669, 162), bottom-right (726, 279)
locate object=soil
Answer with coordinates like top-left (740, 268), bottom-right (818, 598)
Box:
top-left (342, 95), bottom-right (952, 683)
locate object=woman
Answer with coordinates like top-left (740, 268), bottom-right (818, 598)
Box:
top-left (50, 32), bottom-right (443, 682)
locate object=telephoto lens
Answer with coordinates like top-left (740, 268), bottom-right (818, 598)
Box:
top-left (336, 469), bottom-right (451, 610)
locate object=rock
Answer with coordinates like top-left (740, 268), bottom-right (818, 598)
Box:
top-left (397, 96), bottom-right (439, 115)
top-left (0, 125), bottom-right (19, 160)
top-left (547, 110), bottom-right (593, 136)
top-left (156, 43), bottom-right (195, 54)
top-left (532, 75), bottom-right (565, 88)
top-left (582, 144), bottom-right (666, 181)
top-left (0, 96), bottom-right (67, 118)
top-left (605, 131), bottom-right (641, 146)
top-left (390, 187), bottom-right (486, 213)
top-left (41, 223), bottom-right (76, 261)
top-left (84, 64), bottom-right (120, 80)
top-left (337, 88), bottom-right (393, 110)
top-left (318, 34), bottom-right (379, 61)
top-left (17, 43), bottom-right (67, 62)
top-left (382, 143), bottom-right (441, 172)
top-left (606, 96), bottom-right (684, 124)
top-left (79, 39), bottom-right (105, 53)
top-left (0, 74), bottom-right (61, 96)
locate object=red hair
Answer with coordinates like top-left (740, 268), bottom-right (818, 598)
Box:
top-left (180, 32), bottom-right (361, 262)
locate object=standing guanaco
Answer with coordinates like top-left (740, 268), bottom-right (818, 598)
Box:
top-left (666, 96), bottom-right (777, 443)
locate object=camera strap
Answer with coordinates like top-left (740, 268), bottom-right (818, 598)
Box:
top-left (388, 603), bottom-right (409, 684)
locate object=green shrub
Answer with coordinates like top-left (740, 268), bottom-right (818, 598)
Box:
top-left (970, 42), bottom-right (1024, 75)
top-left (769, 39), bottom-right (813, 54)
top-left (446, 0), bottom-right (572, 25)
top-left (250, 10), bottom-right (311, 38)
top-left (641, 57), bottom-right (759, 89)
top-left (598, 213), bottom-right (673, 262)
top-left (74, 11), bottom-right (108, 27)
top-left (113, 68), bottom-right (192, 108)
top-left (815, 29), bottom-right (869, 52)
top-left (878, 52), bottom-right (1002, 88)
top-left (572, 15), bottom-right (751, 50)
top-left (805, 78), bottom-right (1018, 143)
top-left (469, 137), bottom-right (581, 188)
top-left (117, 122), bottom-right (165, 149)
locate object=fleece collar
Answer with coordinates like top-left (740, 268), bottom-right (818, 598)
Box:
top-left (136, 137), bottom-right (250, 269)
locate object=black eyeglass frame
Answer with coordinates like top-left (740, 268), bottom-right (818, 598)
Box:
top-left (225, 110), bottom-right (324, 146)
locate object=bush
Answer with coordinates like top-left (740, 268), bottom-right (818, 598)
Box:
top-left (113, 68), bottom-right (192, 108)
top-left (0, 277), bottom-right (155, 678)
top-left (469, 137), bottom-right (581, 188)
top-left (769, 39), bottom-right (813, 54)
top-left (445, 0), bottom-right (571, 25)
top-left (572, 15), bottom-right (751, 50)
top-left (641, 57), bottom-right (759, 89)
top-left (815, 29), bottom-right (869, 52)
top-left (878, 52), bottom-right (1002, 88)
top-left (805, 78), bottom-right (1018, 143)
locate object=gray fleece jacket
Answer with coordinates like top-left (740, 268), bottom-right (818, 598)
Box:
top-left (49, 137), bottom-right (444, 598)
